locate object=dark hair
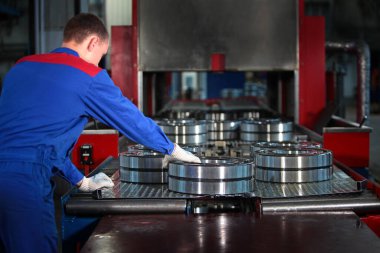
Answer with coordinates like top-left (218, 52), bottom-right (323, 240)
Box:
top-left (63, 13), bottom-right (108, 43)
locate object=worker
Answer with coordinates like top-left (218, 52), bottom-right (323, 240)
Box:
top-left (0, 13), bottom-right (201, 253)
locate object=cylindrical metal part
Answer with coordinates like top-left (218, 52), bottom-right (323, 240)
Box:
top-left (160, 124), bottom-right (208, 135)
top-left (251, 141), bottom-right (322, 153)
top-left (65, 199), bottom-right (187, 215)
top-left (261, 198), bottom-right (380, 214)
top-left (208, 131), bottom-right (238, 141)
top-left (166, 133), bottom-right (208, 145)
top-left (120, 152), bottom-right (166, 184)
top-left (241, 119), bottom-right (293, 133)
top-left (255, 148), bottom-right (333, 183)
top-left (240, 132), bottom-right (293, 142)
top-left (120, 167), bottom-right (168, 183)
top-left (207, 120), bottom-right (240, 132)
top-left (120, 153), bottom-right (164, 168)
top-left (168, 177), bottom-right (253, 195)
top-left (205, 111), bottom-right (238, 121)
top-left (158, 120), bottom-right (207, 134)
top-left (168, 157), bottom-right (254, 195)
top-left (169, 157), bottom-right (254, 179)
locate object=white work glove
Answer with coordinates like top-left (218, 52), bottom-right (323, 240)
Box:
top-left (162, 143), bottom-right (202, 168)
top-left (77, 172), bottom-right (114, 192)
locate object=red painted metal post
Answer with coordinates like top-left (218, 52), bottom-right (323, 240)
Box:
top-left (298, 0), bottom-right (326, 129)
top-left (111, 26), bottom-right (137, 103)
top-left (110, 0), bottom-right (139, 106)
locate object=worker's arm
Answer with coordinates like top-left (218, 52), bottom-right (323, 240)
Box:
top-left (83, 70), bottom-right (175, 154)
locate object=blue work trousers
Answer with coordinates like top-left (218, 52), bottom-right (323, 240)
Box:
top-left (0, 161), bottom-right (57, 253)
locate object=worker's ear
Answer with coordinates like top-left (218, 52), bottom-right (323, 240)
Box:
top-left (87, 36), bottom-right (99, 52)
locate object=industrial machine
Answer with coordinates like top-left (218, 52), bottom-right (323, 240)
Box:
top-left (62, 0), bottom-right (380, 252)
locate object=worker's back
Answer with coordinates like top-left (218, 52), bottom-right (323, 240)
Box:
top-left (0, 48), bottom-right (101, 158)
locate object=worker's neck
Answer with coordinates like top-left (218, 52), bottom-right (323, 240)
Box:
top-left (61, 41), bottom-right (86, 58)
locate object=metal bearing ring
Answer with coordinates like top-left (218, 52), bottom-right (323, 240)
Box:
top-left (240, 132), bottom-right (293, 142)
top-left (166, 133), bottom-right (208, 145)
top-left (254, 148), bottom-right (333, 183)
top-left (158, 120), bottom-right (207, 135)
top-left (120, 152), bottom-right (167, 183)
top-left (241, 119), bottom-right (293, 133)
top-left (168, 157), bottom-right (254, 195)
top-left (207, 120), bottom-right (240, 132)
top-left (208, 131), bottom-right (238, 141)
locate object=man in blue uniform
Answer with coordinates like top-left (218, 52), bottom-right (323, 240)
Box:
top-left (0, 13), bottom-right (200, 253)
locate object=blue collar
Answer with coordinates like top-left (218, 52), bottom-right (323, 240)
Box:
top-left (51, 47), bottom-right (79, 57)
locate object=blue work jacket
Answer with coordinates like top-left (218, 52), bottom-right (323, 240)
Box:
top-left (0, 47), bottom-right (174, 185)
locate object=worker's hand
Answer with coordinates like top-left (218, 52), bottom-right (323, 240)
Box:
top-left (77, 172), bottom-right (114, 192)
top-left (162, 143), bottom-right (202, 168)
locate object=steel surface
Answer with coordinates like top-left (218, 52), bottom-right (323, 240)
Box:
top-left (99, 168), bottom-right (360, 199)
top-left (120, 167), bottom-right (168, 183)
top-left (208, 131), bottom-right (238, 141)
top-left (168, 157), bottom-right (254, 180)
top-left (254, 148), bottom-right (333, 183)
top-left (168, 177), bottom-right (253, 195)
top-left (120, 153), bottom-right (164, 168)
top-left (240, 132), bottom-right (293, 142)
top-left (158, 120), bottom-right (208, 135)
top-left (251, 141), bottom-right (322, 153)
top-left (81, 213), bottom-right (380, 252)
top-left (139, 0), bottom-right (298, 71)
top-left (255, 148), bottom-right (333, 169)
top-left (167, 133), bottom-right (207, 145)
top-left (241, 119), bottom-right (293, 133)
top-left (207, 120), bottom-right (241, 132)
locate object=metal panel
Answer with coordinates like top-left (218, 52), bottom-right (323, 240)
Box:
top-left (139, 0), bottom-right (298, 71)
top-left (81, 213), bottom-right (380, 253)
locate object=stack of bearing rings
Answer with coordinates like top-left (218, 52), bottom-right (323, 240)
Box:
top-left (207, 120), bottom-right (240, 141)
top-left (240, 118), bottom-right (293, 142)
top-left (157, 119), bottom-right (208, 145)
top-left (168, 157), bottom-right (254, 195)
top-left (120, 148), bottom-right (166, 184)
top-left (205, 111), bottom-right (238, 121)
top-left (255, 148), bottom-right (333, 183)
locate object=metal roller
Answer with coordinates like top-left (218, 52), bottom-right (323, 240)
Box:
top-left (120, 167), bottom-right (168, 183)
top-left (241, 118), bottom-right (293, 133)
top-left (182, 145), bottom-right (207, 155)
top-left (168, 157), bottom-right (254, 195)
top-left (166, 133), bottom-right (208, 145)
top-left (251, 141), bottom-right (322, 153)
top-left (207, 120), bottom-right (240, 132)
top-left (158, 120), bottom-right (207, 135)
top-left (169, 157), bottom-right (254, 179)
top-left (208, 131), bottom-right (238, 141)
top-left (120, 152), bottom-right (166, 183)
top-left (255, 148), bottom-right (333, 183)
top-left (65, 199), bottom-right (187, 215)
top-left (205, 111), bottom-right (238, 121)
top-left (168, 177), bottom-right (253, 195)
top-left (240, 132), bottom-right (293, 142)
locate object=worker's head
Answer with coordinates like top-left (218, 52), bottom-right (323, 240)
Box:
top-left (62, 13), bottom-right (109, 66)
